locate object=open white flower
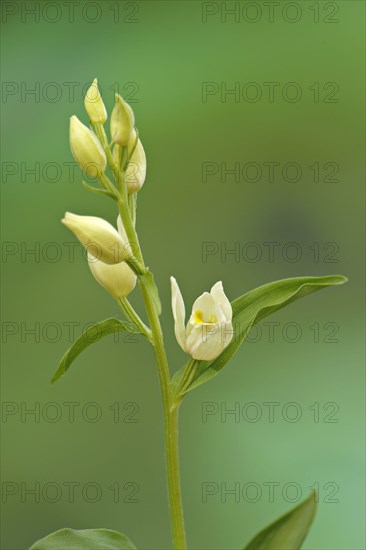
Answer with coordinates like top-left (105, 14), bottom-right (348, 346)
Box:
top-left (170, 277), bottom-right (233, 361)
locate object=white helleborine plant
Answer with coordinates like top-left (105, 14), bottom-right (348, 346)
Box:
top-left (170, 277), bottom-right (233, 361)
top-left (32, 76), bottom-right (347, 550)
top-left (62, 212), bottom-right (130, 264)
top-left (69, 115), bottom-right (107, 177)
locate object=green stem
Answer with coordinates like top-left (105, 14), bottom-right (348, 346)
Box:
top-left (95, 123), bottom-right (119, 182)
top-left (173, 358), bottom-right (197, 404)
top-left (140, 280), bottom-right (187, 549)
top-left (98, 173), bottom-right (119, 200)
top-left (117, 297), bottom-right (152, 341)
top-left (118, 205), bottom-right (187, 548)
top-left (101, 125), bottom-right (187, 548)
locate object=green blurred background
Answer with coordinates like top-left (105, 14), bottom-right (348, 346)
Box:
top-left (1, 1), bottom-right (364, 548)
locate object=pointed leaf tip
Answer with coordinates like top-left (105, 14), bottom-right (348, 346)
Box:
top-left (243, 491), bottom-right (318, 549)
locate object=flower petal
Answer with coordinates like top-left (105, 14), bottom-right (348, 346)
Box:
top-left (170, 277), bottom-right (187, 352)
top-left (189, 291), bottom-right (226, 326)
top-left (191, 292), bottom-right (214, 316)
top-left (186, 324), bottom-right (227, 362)
top-left (210, 281), bottom-right (232, 321)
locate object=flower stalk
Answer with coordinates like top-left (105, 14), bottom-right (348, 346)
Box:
top-left (140, 277), bottom-right (187, 549)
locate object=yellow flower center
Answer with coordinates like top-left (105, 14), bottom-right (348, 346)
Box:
top-left (193, 310), bottom-right (217, 325)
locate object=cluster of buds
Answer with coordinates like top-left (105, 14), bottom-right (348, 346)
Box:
top-left (69, 78), bottom-right (146, 194)
top-left (63, 78), bottom-right (146, 299)
top-left (63, 78), bottom-right (234, 361)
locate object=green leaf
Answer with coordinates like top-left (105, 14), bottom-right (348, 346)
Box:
top-left (173, 275), bottom-right (347, 396)
top-left (29, 528), bottom-right (136, 549)
top-left (243, 492), bottom-right (317, 549)
top-left (51, 318), bottom-right (142, 384)
top-left (140, 270), bottom-right (162, 315)
top-left (82, 180), bottom-right (117, 200)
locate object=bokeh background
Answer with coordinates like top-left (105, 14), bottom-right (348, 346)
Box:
top-left (1, 1), bottom-right (365, 549)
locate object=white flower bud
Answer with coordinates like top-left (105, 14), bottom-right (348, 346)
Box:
top-left (110, 94), bottom-right (135, 146)
top-left (69, 116), bottom-right (106, 178)
top-left (84, 78), bottom-right (107, 124)
top-left (88, 253), bottom-right (136, 298)
top-left (62, 212), bottom-right (131, 264)
top-left (125, 139), bottom-right (146, 194)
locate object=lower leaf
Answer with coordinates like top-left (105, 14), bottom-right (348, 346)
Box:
top-left (29, 528), bottom-right (136, 550)
top-left (51, 318), bottom-right (143, 383)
